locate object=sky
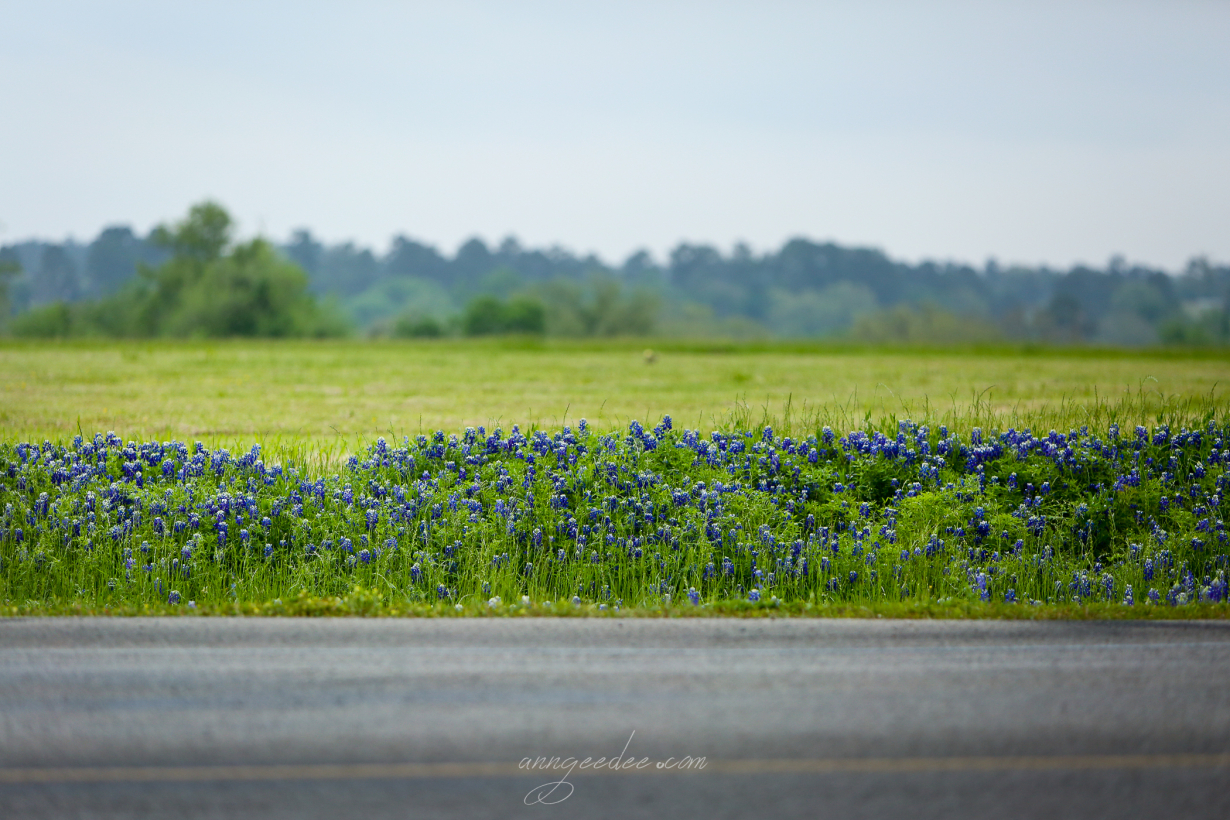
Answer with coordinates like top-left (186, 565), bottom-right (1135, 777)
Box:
top-left (2, 1), bottom-right (1228, 271)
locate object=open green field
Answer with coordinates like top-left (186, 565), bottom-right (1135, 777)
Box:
top-left (1, 339), bottom-right (1226, 453)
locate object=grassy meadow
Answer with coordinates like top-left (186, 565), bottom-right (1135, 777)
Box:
top-left (2, 339), bottom-right (1226, 454)
top-left (1, 339), bottom-right (1228, 617)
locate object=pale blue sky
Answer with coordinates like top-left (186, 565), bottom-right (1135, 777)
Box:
top-left (2, 1), bottom-right (1228, 270)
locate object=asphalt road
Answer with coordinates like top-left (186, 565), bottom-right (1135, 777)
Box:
top-left (1, 617), bottom-right (1228, 819)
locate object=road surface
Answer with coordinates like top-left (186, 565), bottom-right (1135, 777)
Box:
top-left (1, 617), bottom-right (1228, 818)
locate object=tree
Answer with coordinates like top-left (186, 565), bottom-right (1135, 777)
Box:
top-left (462, 294), bottom-right (546, 336)
top-left (463, 295), bottom-right (508, 335)
top-left (534, 276), bottom-right (658, 336)
top-left (150, 201), bottom-right (232, 264)
top-left (284, 229), bottom-right (323, 280)
top-left (86, 226), bottom-right (152, 296)
top-left (33, 245), bottom-right (81, 304)
top-left (9, 202), bottom-right (349, 339)
top-left (0, 251), bottom-right (21, 321)
top-left (162, 238), bottom-right (342, 337)
top-left (503, 296), bottom-right (546, 334)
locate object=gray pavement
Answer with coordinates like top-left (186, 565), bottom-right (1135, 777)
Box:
top-left (1, 617), bottom-right (1228, 818)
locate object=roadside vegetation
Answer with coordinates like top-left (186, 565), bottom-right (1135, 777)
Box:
top-left (3, 399), bottom-right (1227, 617)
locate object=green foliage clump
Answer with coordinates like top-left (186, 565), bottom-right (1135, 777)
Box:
top-left (533, 276), bottom-right (658, 337)
top-left (393, 314), bottom-right (444, 338)
top-left (462, 295), bottom-right (546, 336)
top-left (0, 253), bottom-right (21, 324)
top-left (851, 303), bottom-right (1003, 345)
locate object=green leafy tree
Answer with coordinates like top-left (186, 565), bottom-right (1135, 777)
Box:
top-left (850, 303), bottom-right (1003, 344)
top-left (463, 295), bottom-right (506, 335)
top-left (163, 238), bottom-right (338, 337)
top-left (11, 202), bottom-right (348, 339)
top-left (150, 201), bottom-right (232, 263)
top-left (135, 202), bottom-right (347, 337)
top-left (9, 302), bottom-right (73, 337)
top-left (393, 314), bottom-right (444, 338)
top-left (0, 252), bottom-right (20, 323)
top-left (503, 296), bottom-right (546, 334)
top-left (462, 294), bottom-right (546, 336)
top-left (86, 226), bottom-right (158, 296)
top-left (534, 276), bottom-right (658, 337)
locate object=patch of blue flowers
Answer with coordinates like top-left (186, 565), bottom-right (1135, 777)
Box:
top-left (1, 416), bottom-right (1227, 608)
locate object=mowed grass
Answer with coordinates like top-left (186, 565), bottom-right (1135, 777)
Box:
top-left (1, 339), bottom-right (1225, 454)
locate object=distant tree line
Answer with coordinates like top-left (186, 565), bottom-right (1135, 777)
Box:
top-left (3, 202), bottom-right (1228, 345)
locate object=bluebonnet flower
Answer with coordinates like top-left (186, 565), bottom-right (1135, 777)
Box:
top-left (976, 573), bottom-right (990, 602)
top-left (748, 588), bottom-right (761, 603)
top-left (359, 549), bottom-right (371, 565)
top-left (167, 591), bottom-right (181, 605)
